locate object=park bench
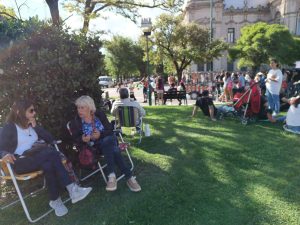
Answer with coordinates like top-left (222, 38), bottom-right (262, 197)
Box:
top-left (154, 91), bottom-right (187, 105)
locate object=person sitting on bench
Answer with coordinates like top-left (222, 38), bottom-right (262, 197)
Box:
top-left (164, 83), bottom-right (182, 105)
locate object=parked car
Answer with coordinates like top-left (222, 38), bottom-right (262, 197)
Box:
top-left (98, 76), bottom-right (114, 88)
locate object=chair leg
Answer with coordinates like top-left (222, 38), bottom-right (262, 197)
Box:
top-left (80, 168), bottom-right (101, 182)
top-left (1, 178), bottom-right (46, 210)
top-left (116, 132), bottom-right (134, 182)
top-left (97, 162), bottom-right (107, 184)
top-left (6, 164), bottom-right (53, 223)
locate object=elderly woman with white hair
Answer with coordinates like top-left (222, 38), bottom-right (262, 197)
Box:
top-left (69, 95), bottom-right (141, 192)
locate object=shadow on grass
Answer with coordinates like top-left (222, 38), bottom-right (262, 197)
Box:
top-left (1, 106), bottom-right (300, 225)
top-left (136, 106), bottom-right (300, 225)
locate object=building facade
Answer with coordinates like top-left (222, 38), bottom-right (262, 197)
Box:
top-left (184, 0), bottom-right (300, 72)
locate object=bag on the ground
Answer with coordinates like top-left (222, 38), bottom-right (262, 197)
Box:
top-left (78, 145), bottom-right (97, 169)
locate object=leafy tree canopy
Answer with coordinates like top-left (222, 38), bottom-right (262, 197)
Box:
top-left (0, 17), bottom-right (104, 141)
top-left (148, 13), bottom-right (227, 81)
top-left (62, 0), bottom-right (184, 34)
top-left (105, 35), bottom-right (145, 81)
top-left (0, 2), bottom-right (16, 19)
top-left (228, 22), bottom-right (300, 71)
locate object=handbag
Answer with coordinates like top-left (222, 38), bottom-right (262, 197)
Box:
top-left (78, 145), bottom-right (97, 169)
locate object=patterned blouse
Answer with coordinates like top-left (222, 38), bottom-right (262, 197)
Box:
top-left (82, 117), bottom-right (104, 136)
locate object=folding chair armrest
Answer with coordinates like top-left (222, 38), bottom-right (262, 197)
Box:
top-left (52, 140), bottom-right (62, 145)
top-left (52, 140), bottom-right (63, 153)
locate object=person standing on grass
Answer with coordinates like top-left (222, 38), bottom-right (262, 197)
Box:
top-left (219, 72), bottom-right (232, 102)
top-left (141, 77), bottom-right (148, 103)
top-left (266, 59), bottom-right (283, 117)
top-left (128, 80), bottom-right (136, 101)
top-left (156, 75), bottom-right (165, 105)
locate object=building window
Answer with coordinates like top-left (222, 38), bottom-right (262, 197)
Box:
top-left (197, 64), bottom-right (204, 72)
top-left (227, 28), bottom-right (235, 43)
top-left (227, 62), bottom-right (234, 72)
top-left (296, 11), bottom-right (300, 36)
top-left (206, 62), bottom-right (213, 72)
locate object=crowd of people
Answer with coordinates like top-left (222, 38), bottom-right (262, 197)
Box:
top-left (113, 59), bottom-right (300, 133)
top-left (192, 59), bottom-right (300, 133)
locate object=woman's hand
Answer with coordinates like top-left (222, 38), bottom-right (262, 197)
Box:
top-left (289, 97), bottom-right (298, 105)
top-left (91, 130), bottom-right (100, 140)
top-left (82, 134), bottom-right (91, 143)
top-left (28, 118), bottom-right (37, 127)
top-left (2, 154), bottom-right (16, 164)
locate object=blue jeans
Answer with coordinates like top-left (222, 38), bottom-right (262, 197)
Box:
top-left (266, 90), bottom-right (280, 114)
top-left (13, 147), bottom-right (72, 200)
top-left (95, 135), bottom-right (131, 179)
top-left (286, 125), bottom-right (300, 133)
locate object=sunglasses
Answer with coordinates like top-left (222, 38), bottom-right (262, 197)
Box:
top-left (28, 108), bottom-right (35, 113)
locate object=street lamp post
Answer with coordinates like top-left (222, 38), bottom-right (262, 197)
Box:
top-left (209, 0), bottom-right (213, 71)
top-left (141, 18), bottom-right (152, 106)
top-left (210, 0), bottom-right (213, 41)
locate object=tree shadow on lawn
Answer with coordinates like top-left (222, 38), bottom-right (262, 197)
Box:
top-left (0, 157), bottom-right (173, 225)
top-left (1, 106), bottom-right (299, 225)
top-left (139, 107), bottom-right (300, 224)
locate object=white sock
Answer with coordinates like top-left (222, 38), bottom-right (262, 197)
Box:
top-left (66, 183), bottom-right (75, 194)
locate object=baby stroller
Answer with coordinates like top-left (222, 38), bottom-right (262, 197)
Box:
top-left (288, 80), bottom-right (300, 97)
top-left (218, 82), bottom-right (261, 125)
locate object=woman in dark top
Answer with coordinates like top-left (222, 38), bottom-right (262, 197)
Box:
top-left (0, 99), bottom-right (92, 217)
top-left (70, 95), bottom-right (141, 192)
top-left (156, 76), bottom-right (165, 105)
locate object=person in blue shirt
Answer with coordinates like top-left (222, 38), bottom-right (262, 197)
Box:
top-left (70, 95), bottom-right (141, 192)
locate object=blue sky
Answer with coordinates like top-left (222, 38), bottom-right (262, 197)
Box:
top-left (2, 0), bottom-right (165, 41)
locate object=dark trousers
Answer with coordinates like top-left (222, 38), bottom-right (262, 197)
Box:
top-left (95, 135), bottom-right (131, 179)
top-left (232, 87), bottom-right (245, 96)
top-left (13, 148), bottom-right (72, 200)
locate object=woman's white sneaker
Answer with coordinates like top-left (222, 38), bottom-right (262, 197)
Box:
top-left (70, 184), bottom-right (92, 204)
top-left (49, 197), bottom-right (68, 217)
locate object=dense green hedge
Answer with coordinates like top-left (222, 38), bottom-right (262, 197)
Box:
top-left (0, 18), bottom-right (104, 142)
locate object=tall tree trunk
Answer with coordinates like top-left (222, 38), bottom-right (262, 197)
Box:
top-left (176, 68), bottom-right (183, 83)
top-left (82, 0), bottom-right (95, 35)
top-left (252, 64), bottom-right (259, 76)
top-left (45, 0), bottom-right (60, 26)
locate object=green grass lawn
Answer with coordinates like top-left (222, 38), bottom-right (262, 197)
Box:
top-left (1, 106), bottom-right (300, 225)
